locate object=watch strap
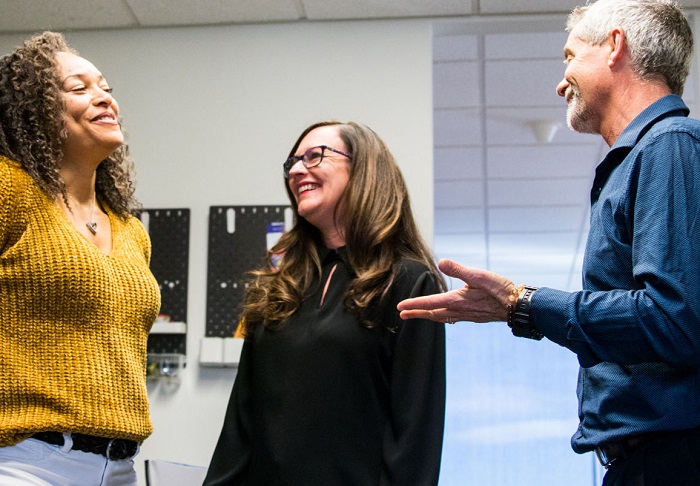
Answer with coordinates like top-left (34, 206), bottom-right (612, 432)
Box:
top-left (508, 286), bottom-right (543, 340)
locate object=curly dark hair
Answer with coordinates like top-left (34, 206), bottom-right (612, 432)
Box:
top-left (240, 120), bottom-right (446, 334)
top-left (0, 31), bottom-right (139, 216)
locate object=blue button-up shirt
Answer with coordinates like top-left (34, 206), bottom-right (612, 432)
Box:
top-left (531, 95), bottom-right (700, 453)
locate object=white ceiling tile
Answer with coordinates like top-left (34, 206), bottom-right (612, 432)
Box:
top-left (434, 61), bottom-right (481, 108)
top-left (484, 31), bottom-right (568, 60)
top-left (0, 0), bottom-right (137, 32)
top-left (435, 180), bottom-right (485, 209)
top-left (487, 106), bottom-right (567, 125)
top-left (434, 34), bottom-right (479, 62)
top-left (434, 233), bottom-right (487, 257)
top-left (487, 144), bottom-right (602, 179)
top-left (488, 206), bottom-right (587, 232)
top-left (125, 0), bottom-right (301, 26)
top-left (302, 0), bottom-right (472, 20)
top-left (434, 108), bottom-right (483, 146)
top-left (487, 178), bottom-right (590, 207)
top-left (435, 208), bottom-right (486, 234)
top-left (489, 231), bottom-right (580, 256)
top-left (489, 252), bottom-right (578, 274)
top-left (435, 146), bottom-right (484, 180)
top-left (490, 250), bottom-right (582, 286)
top-left (485, 59), bottom-right (564, 107)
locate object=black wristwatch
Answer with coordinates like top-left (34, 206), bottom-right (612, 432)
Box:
top-left (508, 286), bottom-right (543, 340)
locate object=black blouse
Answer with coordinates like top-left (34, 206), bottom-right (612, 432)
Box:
top-left (204, 246), bottom-right (446, 486)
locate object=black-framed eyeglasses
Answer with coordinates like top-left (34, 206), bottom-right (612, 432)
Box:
top-left (283, 145), bottom-right (352, 179)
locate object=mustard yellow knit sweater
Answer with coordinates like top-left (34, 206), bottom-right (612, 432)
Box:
top-left (0, 156), bottom-right (161, 446)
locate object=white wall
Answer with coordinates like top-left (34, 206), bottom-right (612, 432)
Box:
top-left (0, 19), bottom-right (434, 484)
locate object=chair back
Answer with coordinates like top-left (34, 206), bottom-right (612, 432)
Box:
top-left (144, 459), bottom-right (208, 486)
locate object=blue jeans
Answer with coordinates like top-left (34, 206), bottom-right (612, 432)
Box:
top-left (0, 435), bottom-right (138, 486)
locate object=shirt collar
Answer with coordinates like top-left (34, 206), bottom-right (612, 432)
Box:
top-left (317, 241), bottom-right (349, 266)
top-left (590, 95), bottom-right (689, 203)
top-left (612, 94), bottom-right (689, 150)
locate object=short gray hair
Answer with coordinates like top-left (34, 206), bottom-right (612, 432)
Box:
top-left (567, 0), bottom-right (693, 95)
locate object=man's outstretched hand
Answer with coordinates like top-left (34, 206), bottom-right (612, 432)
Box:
top-left (397, 259), bottom-right (516, 324)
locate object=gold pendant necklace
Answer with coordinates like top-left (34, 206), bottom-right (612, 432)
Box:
top-left (67, 192), bottom-right (98, 235)
top-left (86, 193), bottom-right (98, 235)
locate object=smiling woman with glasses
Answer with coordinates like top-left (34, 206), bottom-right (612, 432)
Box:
top-left (204, 120), bottom-right (447, 486)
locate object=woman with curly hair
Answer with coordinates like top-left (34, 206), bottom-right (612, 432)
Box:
top-left (204, 121), bottom-right (447, 486)
top-left (0, 32), bottom-right (160, 485)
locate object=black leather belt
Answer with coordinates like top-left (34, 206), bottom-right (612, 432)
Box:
top-left (31, 431), bottom-right (139, 461)
top-left (595, 427), bottom-right (700, 469)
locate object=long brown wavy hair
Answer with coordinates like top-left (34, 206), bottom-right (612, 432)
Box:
top-left (240, 120), bottom-right (445, 334)
top-left (0, 31), bottom-right (139, 216)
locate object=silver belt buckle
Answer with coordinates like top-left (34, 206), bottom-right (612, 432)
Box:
top-left (595, 446), bottom-right (615, 469)
top-left (105, 438), bottom-right (138, 461)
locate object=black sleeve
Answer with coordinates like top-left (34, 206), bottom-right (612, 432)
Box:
top-left (202, 339), bottom-right (254, 486)
top-left (380, 264), bottom-right (447, 486)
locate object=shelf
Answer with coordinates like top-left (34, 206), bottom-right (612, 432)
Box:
top-left (150, 321), bottom-right (187, 334)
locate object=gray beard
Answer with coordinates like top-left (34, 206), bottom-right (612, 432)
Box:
top-left (566, 94), bottom-right (597, 135)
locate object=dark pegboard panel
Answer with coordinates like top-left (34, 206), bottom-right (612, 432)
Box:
top-left (142, 208), bottom-right (190, 355)
top-left (144, 208), bottom-right (189, 322)
top-left (147, 334), bottom-right (186, 355)
top-left (206, 205), bottom-right (291, 337)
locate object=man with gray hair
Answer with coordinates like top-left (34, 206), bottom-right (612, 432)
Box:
top-left (398, 1), bottom-right (700, 484)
